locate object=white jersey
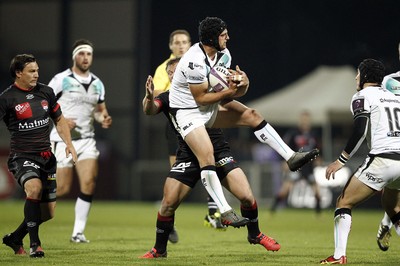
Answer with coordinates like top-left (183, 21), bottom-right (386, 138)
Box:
top-left (382, 71), bottom-right (400, 95)
top-left (351, 85), bottom-right (400, 155)
top-left (49, 69), bottom-right (106, 141)
top-left (169, 43), bottom-right (232, 109)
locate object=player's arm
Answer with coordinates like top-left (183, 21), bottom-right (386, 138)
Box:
top-left (94, 102), bottom-right (112, 129)
top-left (190, 81), bottom-right (237, 106)
top-left (53, 114), bottom-right (77, 163)
top-left (143, 75), bottom-right (162, 115)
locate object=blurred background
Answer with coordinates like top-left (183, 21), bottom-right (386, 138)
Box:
top-left (1, 0), bottom-right (399, 209)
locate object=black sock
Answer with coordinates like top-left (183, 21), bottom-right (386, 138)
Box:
top-left (241, 201), bottom-right (260, 238)
top-left (207, 194), bottom-right (218, 216)
top-left (25, 198), bottom-right (41, 247)
top-left (154, 212), bottom-right (174, 254)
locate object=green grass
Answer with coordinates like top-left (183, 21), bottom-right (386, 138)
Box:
top-left (0, 200), bottom-right (398, 265)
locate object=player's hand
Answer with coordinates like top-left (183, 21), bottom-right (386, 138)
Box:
top-left (228, 65), bottom-right (249, 88)
top-left (65, 118), bottom-right (77, 129)
top-left (325, 160), bottom-right (343, 180)
top-left (65, 145), bottom-right (77, 164)
top-left (145, 75), bottom-right (154, 100)
top-left (101, 115), bottom-right (112, 128)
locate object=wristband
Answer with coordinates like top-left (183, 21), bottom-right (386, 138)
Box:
top-left (338, 153), bottom-right (348, 165)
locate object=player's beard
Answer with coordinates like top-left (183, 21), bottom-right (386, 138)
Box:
top-left (76, 62), bottom-right (91, 74)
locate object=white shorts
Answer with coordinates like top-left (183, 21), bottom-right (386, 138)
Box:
top-left (51, 138), bottom-right (99, 168)
top-left (355, 156), bottom-right (400, 191)
top-left (173, 103), bottom-right (219, 138)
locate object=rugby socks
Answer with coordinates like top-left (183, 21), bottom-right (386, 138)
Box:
top-left (390, 212), bottom-right (400, 236)
top-left (241, 201), bottom-right (260, 238)
top-left (72, 192), bottom-right (93, 237)
top-left (207, 194), bottom-right (218, 216)
top-left (382, 212), bottom-right (393, 228)
top-left (154, 212), bottom-right (174, 254)
top-left (25, 198), bottom-right (41, 246)
top-left (253, 121), bottom-right (294, 161)
top-left (200, 165), bottom-right (232, 213)
top-left (333, 208), bottom-right (352, 259)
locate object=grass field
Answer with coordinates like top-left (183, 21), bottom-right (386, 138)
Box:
top-left (0, 200), bottom-right (398, 265)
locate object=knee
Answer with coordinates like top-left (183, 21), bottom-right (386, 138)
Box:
top-left (242, 108), bottom-right (263, 126)
top-left (56, 184), bottom-right (71, 196)
top-left (239, 193), bottom-right (255, 207)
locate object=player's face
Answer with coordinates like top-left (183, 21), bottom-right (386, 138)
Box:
top-left (166, 62), bottom-right (178, 82)
top-left (74, 50), bottom-right (93, 73)
top-left (170, 34), bottom-right (191, 57)
top-left (218, 29), bottom-right (229, 50)
top-left (15, 62), bottom-right (39, 89)
top-left (356, 69), bottom-right (361, 91)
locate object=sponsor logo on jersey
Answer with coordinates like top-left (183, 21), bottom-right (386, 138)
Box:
top-left (15, 102), bottom-right (33, 119)
top-left (216, 156), bottom-right (235, 167)
top-left (19, 117), bottom-right (50, 131)
top-left (387, 131), bottom-right (400, 137)
top-left (380, 98), bottom-right (400, 104)
top-left (188, 62), bottom-right (194, 70)
top-left (171, 162), bottom-right (191, 173)
top-left (26, 94), bottom-right (34, 100)
top-left (41, 100), bottom-right (49, 111)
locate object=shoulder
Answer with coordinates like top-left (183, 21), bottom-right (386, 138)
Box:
top-left (52, 69), bottom-right (72, 80)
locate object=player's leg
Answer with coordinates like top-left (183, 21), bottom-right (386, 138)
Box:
top-left (184, 126), bottom-right (233, 214)
top-left (382, 187), bottom-right (400, 235)
top-left (71, 158), bottom-right (97, 243)
top-left (222, 168), bottom-right (280, 252)
top-left (321, 176), bottom-right (375, 264)
top-left (214, 100), bottom-right (319, 171)
top-left (55, 167), bottom-right (74, 196)
top-left (140, 177), bottom-right (191, 259)
top-left (378, 188), bottom-right (399, 251)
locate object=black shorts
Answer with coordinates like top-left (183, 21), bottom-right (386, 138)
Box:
top-left (7, 152), bottom-right (57, 202)
top-left (165, 122), bottom-right (178, 156)
top-left (169, 150), bottom-right (239, 188)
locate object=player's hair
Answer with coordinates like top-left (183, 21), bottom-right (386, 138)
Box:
top-left (72, 39), bottom-right (94, 50)
top-left (165, 57), bottom-right (181, 70)
top-left (358, 58), bottom-right (385, 89)
top-left (9, 54), bottom-right (36, 79)
top-left (198, 17), bottom-right (227, 51)
top-left (169, 30), bottom-right (191, 45)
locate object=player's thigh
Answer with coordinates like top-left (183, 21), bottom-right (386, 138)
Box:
top-left (75, 158), bottom-right (98, 183)
top-left (184, 127), bottom-right (215, 165)
top-left (337, 176), bottom-right (376, 208)
top-left (56, 167), bottom-right (74, 187)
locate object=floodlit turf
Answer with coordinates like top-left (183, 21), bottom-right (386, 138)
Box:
top-left (0, 200), bottom-right (398, 265)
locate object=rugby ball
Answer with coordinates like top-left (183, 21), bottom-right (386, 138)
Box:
top-left (209, 66), bottom-right (230, 92)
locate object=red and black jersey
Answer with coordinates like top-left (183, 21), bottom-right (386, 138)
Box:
top-left (0, 82), bottom-right (62, 153)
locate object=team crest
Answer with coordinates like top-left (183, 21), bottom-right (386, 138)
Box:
top-left (41, 100), bottom-right (49, 111)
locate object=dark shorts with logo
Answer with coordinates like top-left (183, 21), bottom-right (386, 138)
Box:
top-left (7, 152), bottom-right (57, 202)
top-left (169, 150), bottom-right (239, 188)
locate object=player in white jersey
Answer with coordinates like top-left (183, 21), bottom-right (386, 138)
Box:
top-left (375, 42), bottom-right (400, 252)
top-left (49, 39), bottom-right (112, 243)
top-left (169, 17), bottom-right (319, 220)
top-left (321, 59), bottom-right (400, 264)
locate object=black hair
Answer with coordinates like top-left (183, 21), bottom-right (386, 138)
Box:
top-left (72, 39), bottom-right (94, 50)
top-left (198, 17), bottom-right (227, 51)
top-left (9, 54), bottom-right (36, 79)
top-left (165, 57), bottom-right (181, 70)
top-left (358, 58), bottom-right (385, 89)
